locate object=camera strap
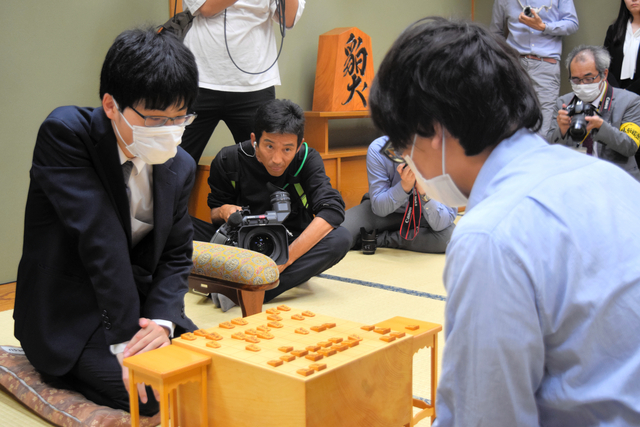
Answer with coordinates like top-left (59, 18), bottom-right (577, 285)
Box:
top-left (399, 185), bottom-right (422, 241)
top-left (575, 83), bottom-right (613, 155)
top-left (283, 142), bottom-right (309, 209)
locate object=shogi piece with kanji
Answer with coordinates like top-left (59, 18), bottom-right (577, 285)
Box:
top-left (312, 27), bottom-right (374, 112)
top-left (174, 308), bottom-right (414, 426)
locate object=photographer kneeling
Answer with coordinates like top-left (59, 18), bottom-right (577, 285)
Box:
top-left (547, 45), bottom-right (640, 181)
top-left (192, 99), bottom-right (351, 310)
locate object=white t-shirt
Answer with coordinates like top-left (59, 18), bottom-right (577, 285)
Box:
top-left (183, 0), bottom-right (305, 92)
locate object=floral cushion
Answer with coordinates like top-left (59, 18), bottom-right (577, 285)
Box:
top-left (0, 346), bottom-right (159, 427)
top-left (191, 242), bottom-right (279, 286)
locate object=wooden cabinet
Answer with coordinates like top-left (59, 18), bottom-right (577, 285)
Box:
top-left (304, 111), bottom-right (370, 209)
top-left (188, 160), bottom-right (213, 222)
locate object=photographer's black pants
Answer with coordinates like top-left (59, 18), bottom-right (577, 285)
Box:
top-left (190, 216), bottom-right (351, 303)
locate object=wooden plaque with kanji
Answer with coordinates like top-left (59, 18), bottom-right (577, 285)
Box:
top-left (312, 27), bottom-right (374, 112)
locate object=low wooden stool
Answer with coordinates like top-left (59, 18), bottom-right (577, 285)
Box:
top-left (189, 241), bottom-right (280, 317)
top-left (376, 317), bottom-right (442, 426)
top-left (123, 345), bottom-right (211, 427)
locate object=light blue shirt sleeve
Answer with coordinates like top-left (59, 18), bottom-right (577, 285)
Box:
top-left (367, 137), bottom-right (412, 217)
top-left (422, 199), bottom-right (457, 232)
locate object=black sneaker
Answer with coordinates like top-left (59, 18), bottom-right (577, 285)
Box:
top-left (360, 227), bottom-right (376, 255)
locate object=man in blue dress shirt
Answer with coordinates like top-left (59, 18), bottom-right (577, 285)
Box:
top-left (342, 136), bottom-right (457, 253)
top-left (491, 0), bottom-right (578, 136)
top-left (370, 17), bottom-right (640, 426)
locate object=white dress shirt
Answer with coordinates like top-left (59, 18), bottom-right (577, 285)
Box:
top-left (110, 146), bottom-right (174, 355)
top-left (621, 20), bottom-right (640, 80)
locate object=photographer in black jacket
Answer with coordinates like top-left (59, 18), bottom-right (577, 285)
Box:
top-left (192, 99), bottom-right (351, 308)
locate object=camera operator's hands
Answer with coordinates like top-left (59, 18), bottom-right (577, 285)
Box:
top-left (211, 204), bottom-right (243, 224)
top-left (397, 164), bottom-right (416, 193)
top-left (585, 114), bottom-right (604, 132)
top-left (557, 104), bottom-right (571, 137)
top-left (519, 9), bottom-right (546, 32)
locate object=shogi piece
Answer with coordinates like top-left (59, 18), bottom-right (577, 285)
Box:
top-left (123, 345), bottom-right (210, 427)
top-left (174, 308), bottom-right (414, 426)
top-left (312, 27), bottom-right (374, 112)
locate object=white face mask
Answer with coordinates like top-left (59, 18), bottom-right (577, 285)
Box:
top-left (402, 132), bottom-right (469, 208)
top-left (571, 80), bottom-right (603, 104)
top-left (112, 101), bottom-right (184, 165)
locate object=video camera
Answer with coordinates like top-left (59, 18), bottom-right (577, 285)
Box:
top-left (566, 98), bottom-right (599, 141)
top-left (211, 190), bottom-right (292, 265)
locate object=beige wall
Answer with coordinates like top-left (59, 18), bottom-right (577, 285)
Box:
top-left (474, 1), bottom-right (619, 94)
top-left (0, 0), bottom-right (471, 283)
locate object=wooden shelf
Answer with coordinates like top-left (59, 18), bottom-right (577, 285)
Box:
top-left (305, 110), bottom-right (369, 120)
top-left (320, 146), bottom-right (368, 159)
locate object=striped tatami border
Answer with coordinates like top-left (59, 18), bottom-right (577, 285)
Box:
top-left (317, 273), bottom-right (447, 302)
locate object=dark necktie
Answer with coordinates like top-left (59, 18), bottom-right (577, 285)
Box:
top-left (582, 134), bottom-right (594, 155)
top-left (122, 161), bottom-right (133, 197)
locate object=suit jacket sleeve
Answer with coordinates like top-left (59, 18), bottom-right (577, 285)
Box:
top-left (546, 96), bottom-right (573, 146)
top-left (596, 92), bottom-right (640, 158)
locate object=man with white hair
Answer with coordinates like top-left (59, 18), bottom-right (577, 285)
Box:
top-left (547, 44), bottom-right (640, 181)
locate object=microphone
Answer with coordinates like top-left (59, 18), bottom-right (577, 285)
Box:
top-left (227, 210), bottom-right (244, 228)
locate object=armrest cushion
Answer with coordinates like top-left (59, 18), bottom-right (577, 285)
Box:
top-left (191, 242), bottom-right (279, 286)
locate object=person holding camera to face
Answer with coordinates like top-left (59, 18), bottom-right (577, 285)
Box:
top-left (342, 136), bottom-right (457, 255)
top-left (191, 99), bottom-right (351, 310)
top-left (547, 45), bottom-right (640, 181)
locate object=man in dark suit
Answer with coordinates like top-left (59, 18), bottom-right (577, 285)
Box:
top-left (14, 28), bottom-right (199, 415)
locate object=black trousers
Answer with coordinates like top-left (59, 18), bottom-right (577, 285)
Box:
top-left (192, 216), bottom-right (352, 302)
top-left (181, 86), bottom-right (276, 163)
top-left (40, 325), bottom-right (159, 417)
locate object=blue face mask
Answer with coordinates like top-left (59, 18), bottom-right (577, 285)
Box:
top-left (402, 132), bottom-right (468, 208)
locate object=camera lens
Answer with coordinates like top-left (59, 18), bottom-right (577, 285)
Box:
top-left (569, 115), bottom-right (588, 140)
top-left (249, 234), bottom-right (275, 255)
top-left (245, 228), bottom-right (282, 261)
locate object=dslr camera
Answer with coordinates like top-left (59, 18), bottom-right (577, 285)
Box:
top-left (566, 98), bottom-right (598, 141)
top-left (211, 190), bottom-right (291, 265)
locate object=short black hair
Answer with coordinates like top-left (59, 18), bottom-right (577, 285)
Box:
top-left (254, 99), bottom-right (305, 146)
top-left (370, 17), bottom-right (542, 155)
top-left (99, 28), bottom-right (198, 111)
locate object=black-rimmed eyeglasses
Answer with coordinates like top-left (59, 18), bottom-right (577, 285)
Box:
top-left (129, 105), bottom-right (197, 127)
top-left (569, 74), bottom-right (602, 85)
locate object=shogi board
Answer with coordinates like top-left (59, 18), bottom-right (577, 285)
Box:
top-left (173, 307), bottom-right (414, 427)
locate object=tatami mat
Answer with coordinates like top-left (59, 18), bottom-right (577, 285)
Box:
top-left (0, 247), bottom-right (447, 426)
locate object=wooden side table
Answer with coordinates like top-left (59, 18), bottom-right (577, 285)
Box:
top-left (123, 345), bottom-right (211, 427)
top-left (376, 317), bottom-right (442, 426)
